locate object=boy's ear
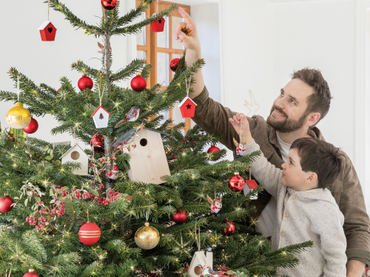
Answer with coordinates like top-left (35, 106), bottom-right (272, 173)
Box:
top-left (306, 172), bottom-right (318, 184)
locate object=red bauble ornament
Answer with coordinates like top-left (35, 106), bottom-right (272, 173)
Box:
top-left (79, 222), bottom-right (101, 245)
top-left (150, 17), bottom-right (165, 32)
top-left (101, 0), bottom-right (118, 10)
top-left (172, 209), bottom-right (188, 223)
top-left (78, 75), bottom-right (93, 91)
top-left (207, 144), bottom-right (220, 153)
top-left (23, 118), bottom-right (39, 134)
top-left (0, 195), bottom-right (14, 213)
top-left (222, 221), bottom-right (235, 236)
top-left (228, 172), bottom-right (245, 192)
top-left (90, 134), bottom-right (105, 153)
top-left (170, 58), bottom-right (180, 72)
top-left (131, 74), bottom-right (146, 92)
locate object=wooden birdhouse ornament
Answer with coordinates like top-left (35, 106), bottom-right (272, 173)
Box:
top-left (188, 227), bottom-right (214, 277)
top-left (91, 106), bottom-right (111, 128)
top-left (38, 21), bottom-right (57, 41)
top-left (178, 97), bottom-right (197, 118)
top-left (243, 168), bottom-right (258, 200)
top-left (150, 16), bottom-right (165, 32)
top-left (114, 128), bottom-right (170, 184)
top-left (60, 143), bottom-right (89, 175)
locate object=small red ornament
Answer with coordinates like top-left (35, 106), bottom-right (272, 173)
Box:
top-left (23, 269), bottom-right (39, 277)
top-left (150, 17), bottom-right (165, 32)
top-left (222, 221), bottom-right (235, 236)
top-left (246, 179), bottom-right (258, 189)
top-left (90, 134), bottom-right (105, 153)
top-left (23, 118), bottom-right (39, 134)
top-left (0, 195), bottom-right (14, 213)
top-left (228, 172), bottom-right (245, 192)
top-left (207, 144), bottom-right (220, 153)
top-left (78, 75), bottom-right (93, 91)
top-left (38, 21), bottom-right (57, 41)
top-left (172, 209), bottom-right (188, 223)
top-left (101, 0), bottom-right (118, 10)
top-left (79, 222), bottom-right (101, 245)
top-left (365, 268), bottom-right (370, 277)
top-left (170, 58), bottom-right (180, 72)
top-left (131, 74), bottom-right (146, 92)
top-left (178, 96), bottom-right (197, 118)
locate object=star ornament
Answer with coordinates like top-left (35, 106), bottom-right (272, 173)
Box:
top-left (186, 103), bottom-right (192, 109)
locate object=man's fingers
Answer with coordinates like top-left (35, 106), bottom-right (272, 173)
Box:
top-left (178, 7), bottom-right (192, 24)
top-left (174, 22), bottom-right (187, 39)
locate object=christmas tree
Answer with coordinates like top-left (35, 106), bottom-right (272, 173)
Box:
top-left (0, 1), bottom-right (311, 276)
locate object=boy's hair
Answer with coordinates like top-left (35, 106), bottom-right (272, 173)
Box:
top-left (292, 68), bottom-right (332, 125)
top-left (290, 138), bottom-right (344, 189)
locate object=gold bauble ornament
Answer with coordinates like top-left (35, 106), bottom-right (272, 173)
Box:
top-left (6, 102), bottom-right (31, 129)
top-left (134, 222), bottom-right (160, 250)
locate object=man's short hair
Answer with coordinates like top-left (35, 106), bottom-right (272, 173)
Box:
top-left (290, 138), bottom-right (344, 188)
top-left (292, 68), bottom-right (332, 125)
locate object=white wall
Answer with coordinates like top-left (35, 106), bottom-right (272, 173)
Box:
top-left (0, 0), bottom-right (135, 144)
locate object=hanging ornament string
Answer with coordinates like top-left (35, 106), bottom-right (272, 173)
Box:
top-left (17, 76), bottom-right (20, 101)
top-left (185, 76), bottom-right (191, 98)
top-left (145, 209), bottom-right (149, 221)
top-left (48, 0), bottom-right (50, 21)
top-left (240, 115), bottom-right (243, 145)
top-left (86, 210), bottom-right (90, 222)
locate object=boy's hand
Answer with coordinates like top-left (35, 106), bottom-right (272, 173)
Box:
top-left (229, 113), bottom-right (253, 145)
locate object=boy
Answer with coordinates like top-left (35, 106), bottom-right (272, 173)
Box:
top-left (237, 115), bottom-right (346, 276)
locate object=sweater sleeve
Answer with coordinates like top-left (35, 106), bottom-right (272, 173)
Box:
top-left (242, 140), bottom-right (281, 199)
top-left (309, 199), bottom-right (347, 276)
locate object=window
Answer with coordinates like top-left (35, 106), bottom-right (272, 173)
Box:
top-left (136, 0), bottom-right (191, 133)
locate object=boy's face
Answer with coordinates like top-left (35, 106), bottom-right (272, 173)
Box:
top-left (281, 148), bottom-right (317, 191)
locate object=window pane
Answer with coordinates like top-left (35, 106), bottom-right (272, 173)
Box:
top-left (157, 52), bottom-right (169, 86)
top-left (172, 101), bottom-right (185, 125)
top-left (137, 50), bottom-right (146, 60)
top-left (157, 16), bottom-right (169, 48)
top-left (136, 12), bottom-right (146, 46)
top-left (172, 16), bottom-right (184, 50)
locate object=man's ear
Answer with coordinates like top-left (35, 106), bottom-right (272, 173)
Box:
top-left (306, 172), bottom-right (318, 184)
top-left (305, 112), bottom-right (321, 128)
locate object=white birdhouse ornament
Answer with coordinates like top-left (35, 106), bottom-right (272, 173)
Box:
top-left (60, 143), bottom-right (89, 175)
top-left (114, 128), bottom-right (170, 184)
top-left (91, 106), bottom-right (111, 128)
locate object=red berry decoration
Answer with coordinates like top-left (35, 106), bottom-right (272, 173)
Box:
top-left (23, 118), bottom-right (39, 134)
top-left (0, 195), bottom-right (14, 213)
top-left (101, 0), bottom-right (118, 10)
top-left (207, 144), bottom-right (220, 153)
top-left (228, 172), bottom-right (245, 192)
top-left (78, 75), bottom-right (93, 91)
top-left (172, 209), bottom-right (188, 223)
top-left (90, 134), bottom-right (105, 153)
top-left (170, 58), bottom-right (180, 72)
top-left (79, 222), bottom-right (101, 245)
top-left (131, 74), bottom-right (146, 92)
top-left (222, 221), bottom-right (235, 236)
top-left (23, 269), bottom-right (39, 277)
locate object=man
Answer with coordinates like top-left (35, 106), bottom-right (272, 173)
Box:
top-left (174, 7), bottom-right (370, 277)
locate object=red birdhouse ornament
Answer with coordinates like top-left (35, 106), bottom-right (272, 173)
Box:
top-left (38, 21), bottom-right (57, 41)
top-left (178, 96), bottom-right (197, 118)
top-left (150, 16), bottom-right (165, 32)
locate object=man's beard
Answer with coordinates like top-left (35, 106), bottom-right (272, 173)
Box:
top-left (267, 106), bottom-right (308, 133)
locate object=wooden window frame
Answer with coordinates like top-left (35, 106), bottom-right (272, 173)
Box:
top-left (136, 0), bottom-right (191, 133)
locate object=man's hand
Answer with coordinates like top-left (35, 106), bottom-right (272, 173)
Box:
top-left (174, 7), bottom-right (201, 58)
top-left (229, 113), bottom-right (252, 145)
top-left (347, 260), bottom-right (366, 277)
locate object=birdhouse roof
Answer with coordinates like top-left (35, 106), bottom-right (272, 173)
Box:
top-left (38, 21), bottom-right (56, 30)
top-left (91, 106), bottom-right (111, 117)
top-left (113, 127), bottom-right (168, 147)
top-left (60, 143), bottom-right (89, 159)
top-left (178, 96), bottom-right (197, 108)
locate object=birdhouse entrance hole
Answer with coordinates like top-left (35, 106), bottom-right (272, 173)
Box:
top-left (140, 138), bottom-right (147, 147)
top-left (194, 266), bottom-right (202, 275)
top-left (71, 151), bottom-right (80, 160)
